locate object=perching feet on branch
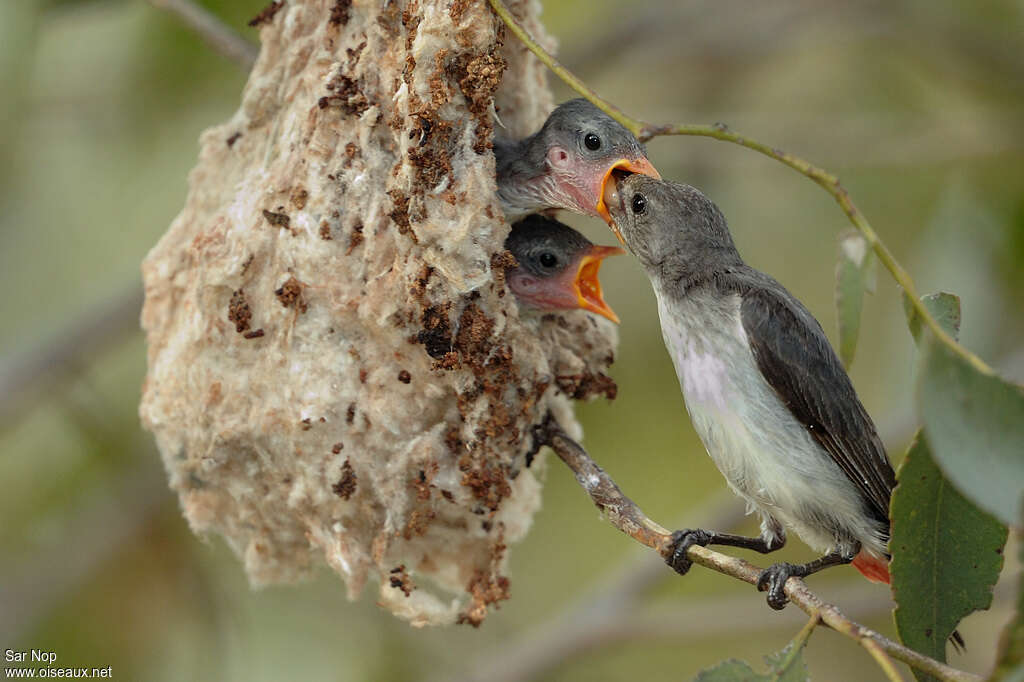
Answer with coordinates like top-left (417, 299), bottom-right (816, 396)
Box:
top-left (756, 550), bottom-right (856, 610)
top-left (667, 529), bottom-right (856, 610)
top-left (666, 528), bottom-right (783, 575)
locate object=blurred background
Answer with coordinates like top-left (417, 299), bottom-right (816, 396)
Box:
top-left (1, 0), bottom-right (1022, 680)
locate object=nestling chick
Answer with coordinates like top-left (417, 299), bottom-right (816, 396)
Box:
top-left (504, 214), bottom-right (623, 323)
top-left (495, 99), bottom-right (660, 224)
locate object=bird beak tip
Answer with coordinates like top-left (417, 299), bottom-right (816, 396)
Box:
top-left (575, 252), bottom-right (620, 324)
top-left (596, 156), bottom-right (660, 245)
top-left (622, 156), bottom-right (661, 181)
top-left (590, 244), bottom-right (627, 259)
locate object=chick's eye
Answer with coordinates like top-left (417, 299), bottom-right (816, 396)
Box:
top-left (539, 252), bottom-right (558, 268)
top-left (631, 193), bottom-right (647, 215)
top-left (583, 133), bottom-right (601, 151)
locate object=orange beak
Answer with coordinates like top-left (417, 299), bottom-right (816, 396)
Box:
top-left (596, 157), bottom-right (661, 244)
top-left (573, 245), bottom-right (626, 324)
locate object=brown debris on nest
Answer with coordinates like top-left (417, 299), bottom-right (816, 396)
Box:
top-left (275, 276), bottom-right (307, 313)
top-left (228, 290), bottom-right (253, 333)
top-left (248, 0), bottom-right (284, 27)
top-left (332, 459), bottom-right (358, 500)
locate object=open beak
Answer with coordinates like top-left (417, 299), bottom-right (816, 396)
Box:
top-left (596, 157), bottom-right (661, 244)
top-left (573, 245), bottom-right (626, 323)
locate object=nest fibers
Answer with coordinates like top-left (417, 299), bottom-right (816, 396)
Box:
top-left (140, 0), bottom-right (617, 626)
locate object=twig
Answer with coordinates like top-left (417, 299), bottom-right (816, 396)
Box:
top-left (148, 0), bottom-right (258, 70)
top-left (0, 285), bottom-right (144, 432)
top-left (486, 0), bottom-right (994, 379)
top-left (789, 611), bottom-right (822, 660)
top-left (863, 637), bottom-right (908, 682)
top-left (535, 415), bottom-right (982, 682)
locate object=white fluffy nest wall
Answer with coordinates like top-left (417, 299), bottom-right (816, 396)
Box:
top-left (139, 0), bottom-right (617, 627)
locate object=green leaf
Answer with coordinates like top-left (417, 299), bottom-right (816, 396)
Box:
top-left (904, 291), bottom-right (1024, 525)
top-left (891, 435), bottom-right (1008, 681)
top-left (835, 230), bottom-right (876, 367)
top-left (694, 660), bottom-right (765, 682)
top-left (902, 291), bottom-right (962, 343)
top-left (693, 635), bottom-right (809, 682)
top-left (917, 334), bottom-right (1024, 527)
top-left (762, 640), bottom-right (810, 682)
top-left (990, 522), bottom-right (1024, 682)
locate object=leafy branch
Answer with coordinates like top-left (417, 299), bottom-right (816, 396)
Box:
top-left (489, 9), bottom-right (1020, 675)
top-left (486, 0), bottom-right (992, 378)
top-left (534, 415), bottom-right (980, 682)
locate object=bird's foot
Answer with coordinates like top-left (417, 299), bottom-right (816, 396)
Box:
top-left (756, 549), bottom-right (855, 610)
top-left (665, 529), bottom-right (715, 575)
top-left (756, 562), bottom-right (808, 610)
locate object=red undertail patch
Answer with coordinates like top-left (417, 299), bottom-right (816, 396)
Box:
top-left (852, 550), bottom-right (890, 584)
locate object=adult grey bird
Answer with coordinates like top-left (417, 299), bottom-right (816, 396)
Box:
top-left (495, 98), bottom-right (661, 224)
top-left (504, 214), bottom-right (623, 323)
top-left (603, 175), bottom-right (897, 609)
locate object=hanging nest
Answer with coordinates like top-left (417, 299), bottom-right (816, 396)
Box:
top-left (139, 0), bottom-right (617, 627)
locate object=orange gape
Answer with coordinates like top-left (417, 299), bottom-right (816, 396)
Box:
top-left (852, 550), bottom-right (891, 584)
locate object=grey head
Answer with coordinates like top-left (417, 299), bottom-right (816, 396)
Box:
top-left (496, 99), bottom-right (660, 221)
top-left (603, 174), bottom-right (743, 285)
top-left (503, 214), bottom-right (624, 323)
top-left (519, 99), bottom-right (650, 174)
top-left (504, 214), bottom-right (594, 278)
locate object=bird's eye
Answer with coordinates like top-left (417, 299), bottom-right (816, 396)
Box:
top-left (539, 252), bottom-right (558, 268)
top-left (631, 193), bottom-right (647, 215)
top-left (583, 133), bottom-right (601, 151)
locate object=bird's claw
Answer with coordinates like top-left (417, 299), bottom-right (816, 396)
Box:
top-left (756, 562), bottom-right (803, 610)
top-left (666, 529), bottom-right (713, 575)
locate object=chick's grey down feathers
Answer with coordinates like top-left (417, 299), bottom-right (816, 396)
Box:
top-left (495, 98), bottom-right (651, 220)
top-left (607, 176), bottom-right (895, 557)
top-left (504, 214), bottom-right (594, 278)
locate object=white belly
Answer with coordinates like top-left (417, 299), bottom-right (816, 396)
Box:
top-left (654, 290), bottom-right (886, 557)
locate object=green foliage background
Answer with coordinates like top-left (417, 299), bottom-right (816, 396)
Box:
top-left (1, 1), bottom-right (1021, 680)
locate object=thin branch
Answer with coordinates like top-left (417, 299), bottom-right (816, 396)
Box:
top-left (486, 0), bottom-right (994, 379)
top-left (535, 415), bottom-right (982, 682)
top-left (789, 611), bottom-right (823, 661)
top-left (0, 285), bottom-right (143, 432)
top-left (863, 637), bottom-right (908, 682)
top-left (148, 0), bottom-right (258, 70)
